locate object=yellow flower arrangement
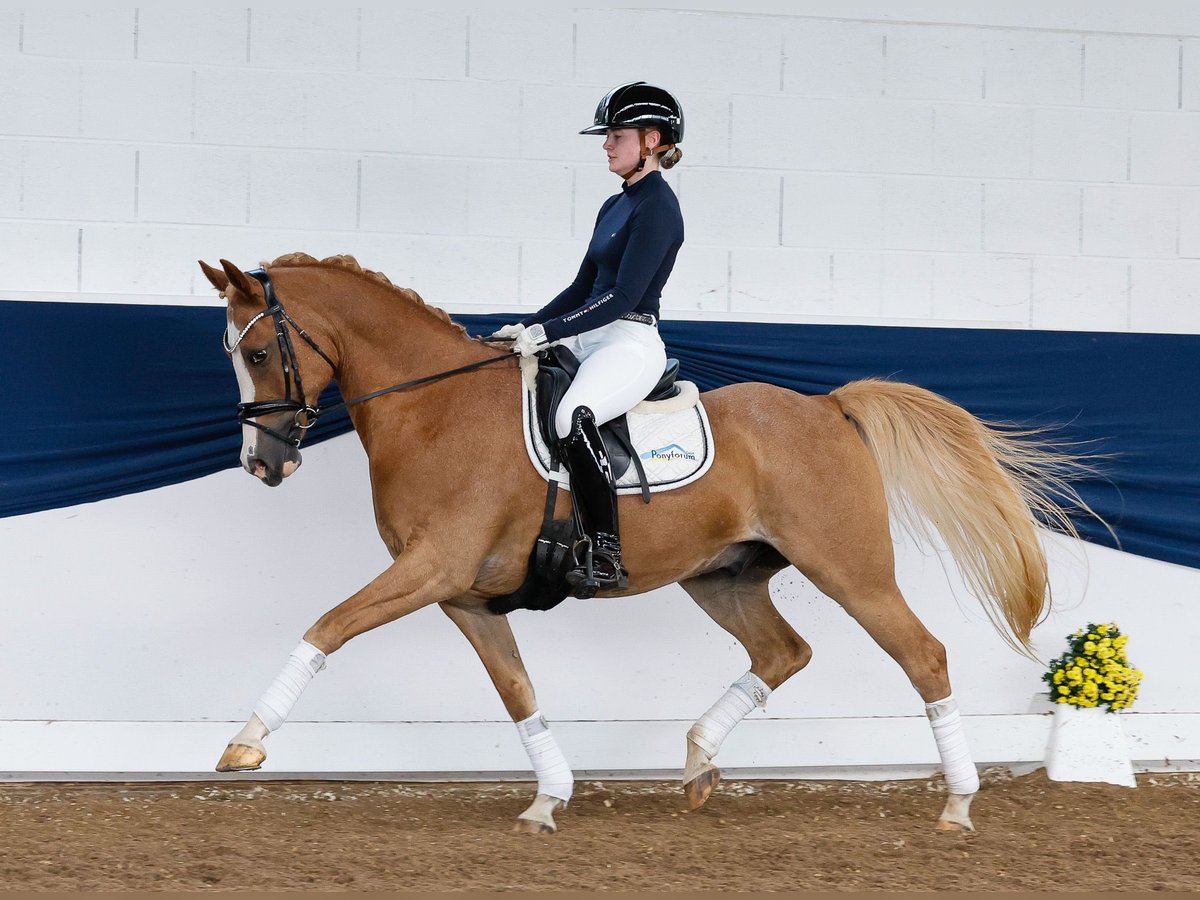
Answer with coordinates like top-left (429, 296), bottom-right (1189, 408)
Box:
top-left (1043, 622), bottom-right (1142, 712)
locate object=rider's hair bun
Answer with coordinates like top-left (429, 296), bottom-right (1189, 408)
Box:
top-left (660, 147), bottom-right (683, 169)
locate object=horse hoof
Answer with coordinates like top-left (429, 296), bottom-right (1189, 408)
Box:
top-left (935, 817), bottom-right (975, 834)
top-left (512, 817), bottom-right (556, 835)
top-left (215, 741), bottom-right (265, 772)
top-left (684, 765), bottom-right (721, 810)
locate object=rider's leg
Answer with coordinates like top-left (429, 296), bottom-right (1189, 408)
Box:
top-left (552, 320), bottom-right (665, 596)
top-left (552, 319), bottom-right (666, 438)
top-left (559, 405), bottom-right (625, 594)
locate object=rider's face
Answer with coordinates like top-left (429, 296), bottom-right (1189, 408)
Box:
top-left (603, 128), bottom-right (641, 175)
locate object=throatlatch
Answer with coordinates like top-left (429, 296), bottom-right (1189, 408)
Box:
top-left (560, 406), bottom-right (628, 598)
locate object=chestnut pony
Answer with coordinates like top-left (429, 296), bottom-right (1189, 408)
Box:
top-left (201, 253), bottom-right (1082, 835)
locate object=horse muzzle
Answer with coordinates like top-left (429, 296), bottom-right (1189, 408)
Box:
top-left (244, 440), bottom-right (303, 486)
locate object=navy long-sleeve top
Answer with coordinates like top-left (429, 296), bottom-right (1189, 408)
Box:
top-left (522, 171), bottom-right (684, 342)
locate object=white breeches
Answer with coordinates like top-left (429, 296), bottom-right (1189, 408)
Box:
top-left (554, 318), bottom-right (667, 439)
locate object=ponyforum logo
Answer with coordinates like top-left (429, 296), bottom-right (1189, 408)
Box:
top-left (640, 443), bottom-right (697, 462)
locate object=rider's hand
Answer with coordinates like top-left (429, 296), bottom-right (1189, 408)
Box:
top-left (489, 323), bottom-right (525, 340)
top-left (512, 323), bottom-right (550, 357)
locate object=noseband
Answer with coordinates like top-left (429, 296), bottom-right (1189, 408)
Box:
top-left (223, 267), bottom-right (512, 448)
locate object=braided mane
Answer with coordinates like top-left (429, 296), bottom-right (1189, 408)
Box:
top-left (267, 252), bottom-right (472, 339)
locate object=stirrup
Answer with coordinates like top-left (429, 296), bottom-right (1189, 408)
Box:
top-left (565, 536), bottom-right (628, 599)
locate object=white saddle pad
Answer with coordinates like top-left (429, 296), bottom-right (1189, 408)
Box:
top-left (521, 367), bottom-right (715, 495)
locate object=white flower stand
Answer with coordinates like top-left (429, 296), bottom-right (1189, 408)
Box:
top-left (1044, 703), bottom-right (1136, 787)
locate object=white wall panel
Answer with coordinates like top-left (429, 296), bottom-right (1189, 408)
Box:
top-left (879, 252), bottom-right (934, 319)
top-left (0, 56), bottom-right (81, 137)
top-left (1129, 260), bottom-right (1200, 333)
top-left (733, 95), bottom-right (934, 174)
top-left (14, 140), bottom-right (135, 222)
top-left (518, 238), bottom-right (589, 312)
top-left (1031, 108), bottom-right (1129, 184)
top-left (20, 7), bottom-right (134, 61)
top-left (468, 162), bottom-right (573, 239)
top-left (0, 140), bottom-right (19, 210)
top-left (360, 156), bottom-right (468, 235)
top-left (358, 7), bottom-right (467, 79)
top-left (830, 251), bottom-right (883, 316)
top-left (1083, 35), bottom-right (1182, 111)
top-left (783, 174), bottom-right (884, 250)
top-left (730, 247), bottom-right (829, 315)
top-left (248, 151), bottom-right (359, 231)
top-left (1129, 113), bottom-right (1200, 186)
top-left (80, 62), bottom-right (193, 143)
top-left (1179, 190), bottom-right (1200, 257)
top-left (467, 7), bottom-right (574, 84)
top-left (0, 222), bottom-right (78, 291)
top-left (1184, 39), bottom-right (1200, 110)
top-left (983, 31), bottom-right (1082, 107)
top-left (670, 92), bottom-right (730, 168)
top-left (137, 7), bottom-right (249, 67)
top-left (408, 81), bottom-right (522, 158)
top-left (303, 73), bottom-right (413, 153)
top-left (137, 146), bottom-right (250, 226)
top-left (782, 19), bottom-right (885, 98)
top-left (984, 181), bottom-right (1080, 256)
top-left (677, 169), bottom-right (780, 247)
top-left (521, 84), bottom-right (610, 163)
top-left (405, 236), bottom-right (519, 307)
top-left (884, 25), bottom-right (984, 102)
top-left (248, 7), bottom-right (359, 72)
top-left (932, 104), bottom-right (1032, 179)
top-left (659, 244), bottom-right (729, 313)
top-left (931, 254), bottom-right (1030, 323)
top-left (0, 7), bottom-right (19, 55)
top-left (1082, 185), bottom-right (1180, 258)
top-left (882, 177), bottom-right (981, 252)
top-left (1031, 258), bottom-right (1129, 330)
top-left (576, 9), bottom-right (782, 95)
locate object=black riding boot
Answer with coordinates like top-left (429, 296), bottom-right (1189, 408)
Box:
top-left (560, 406), bottom-right (628, 598)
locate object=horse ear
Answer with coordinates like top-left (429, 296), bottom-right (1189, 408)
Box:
top-left (219, 259), bottom-right (255, 300)
top-left (198, 260), bottom-right (229, 293)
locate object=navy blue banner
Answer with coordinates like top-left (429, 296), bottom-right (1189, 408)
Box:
top-left (2, 301), bottom-right (1196, 569)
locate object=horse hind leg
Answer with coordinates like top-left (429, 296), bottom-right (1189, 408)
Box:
top-left (678, 549), bottom-right (812, 810)
top-left (779, 532), bottom-right (979, 831)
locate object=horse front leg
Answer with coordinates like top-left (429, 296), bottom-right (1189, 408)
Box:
top-left (215, 546), bottom-right (469, 773)
top-left (439, 601), bottom-right (573, 835)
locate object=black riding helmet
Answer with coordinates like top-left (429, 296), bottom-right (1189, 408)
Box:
top-left (580, 81), bottom-right (684, 144)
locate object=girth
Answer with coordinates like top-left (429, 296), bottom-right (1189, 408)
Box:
top-left (535, 346), bottom-right (680, 488)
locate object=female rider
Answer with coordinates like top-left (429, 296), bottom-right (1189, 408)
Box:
top-left (492, 81), bottom-right (685, 596)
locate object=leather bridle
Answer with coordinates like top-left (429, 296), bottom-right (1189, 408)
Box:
top-left (223, 267), bottom-right (513, 448)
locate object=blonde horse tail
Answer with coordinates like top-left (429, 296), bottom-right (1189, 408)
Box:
top-left (830, 378), bottom-right (1100, 657)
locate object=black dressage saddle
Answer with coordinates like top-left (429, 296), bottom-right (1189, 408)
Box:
top-left (534, 346), bottom-right (680, 483)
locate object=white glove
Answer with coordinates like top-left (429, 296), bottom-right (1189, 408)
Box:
top-left (512, 323), bottom-right (550, 357)
top-left (489, 323), bottom-right (525, 340)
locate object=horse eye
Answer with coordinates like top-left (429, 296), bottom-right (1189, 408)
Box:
top-left (249, 349), bottom-right (269, 365)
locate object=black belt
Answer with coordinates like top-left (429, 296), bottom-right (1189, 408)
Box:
top-left (619, 311), bottom-right (657, 326)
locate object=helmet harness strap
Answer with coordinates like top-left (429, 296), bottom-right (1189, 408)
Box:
top-left (619, 129), bottom-right (676, 181)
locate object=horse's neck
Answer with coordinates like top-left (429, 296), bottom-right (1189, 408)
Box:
top-left (301, 276), bottom-right (474, 390)
top-left (297, 271), bottom-right (502, 446)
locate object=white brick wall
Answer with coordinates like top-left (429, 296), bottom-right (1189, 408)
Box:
top-left (0, 3), bottom-right (1196, 334)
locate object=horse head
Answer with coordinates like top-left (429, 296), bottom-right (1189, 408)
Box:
top-left (199, 259), bottom-right (335, 487)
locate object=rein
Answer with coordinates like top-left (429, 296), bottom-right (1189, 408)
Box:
top-left (225, 267), bottom-right (514, 447)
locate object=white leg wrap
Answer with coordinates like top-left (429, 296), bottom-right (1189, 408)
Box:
top-left (925, 694), bottom-right (980, 795)
top-left (252, 640), bottom-right (326, 733)
top-left (516, 712), bottom-right (574, 803)
top-left (688, 671), bottom-right (771, 759)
